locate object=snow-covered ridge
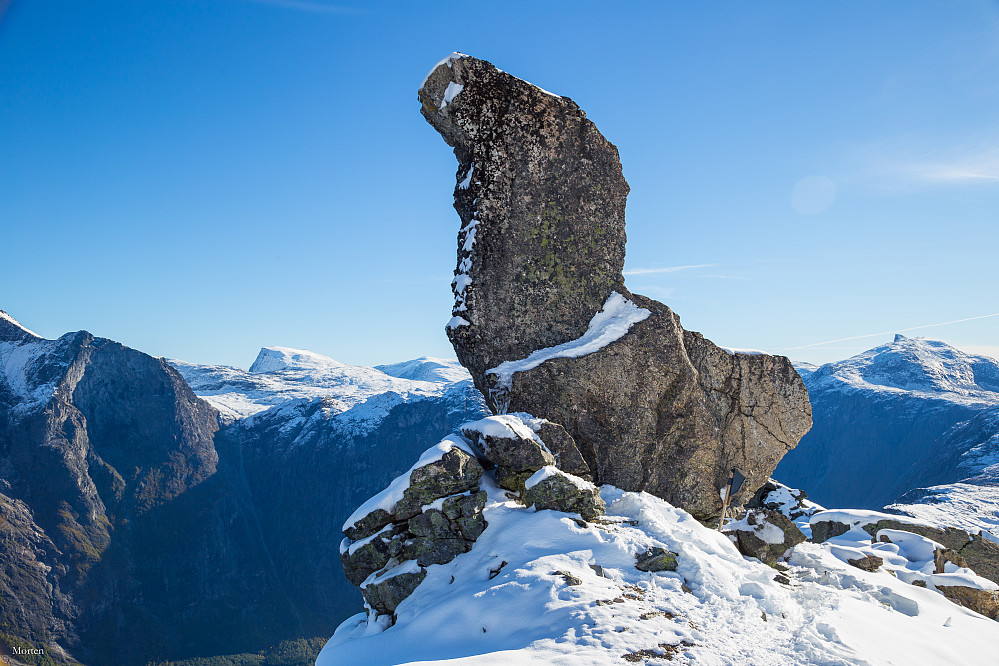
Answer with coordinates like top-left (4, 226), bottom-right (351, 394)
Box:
top-left (487, 292), bottom-right (651, 391)
top-left (808, 335), bottom-right (999, 406)
top-left (321, 483), bottom-right (999, 665)
top-left (0, 309), bottom-right (41, 340)
top-left (170, 347), bottom-right (472, 422)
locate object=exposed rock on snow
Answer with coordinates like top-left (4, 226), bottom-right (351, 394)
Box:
top-left (634, 547), bottom-right (679, 573)
top-left (724, 509), bottom-right (807, 568)
top-left (523, 466), bottom-right (606, 521)
top-left (339, 413), bottom-right (610, 619)
top-left (420, 54), bottom-right (811, 519)
top-left (748, 478), bottom-right (823, 520)
top-left (461, 415), bottom-right (556, 492)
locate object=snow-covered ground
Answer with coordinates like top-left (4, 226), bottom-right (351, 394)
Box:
top-left (170, 347), bottom-right (470, 423)
top-left (320, 479), bottom-right (999, 665)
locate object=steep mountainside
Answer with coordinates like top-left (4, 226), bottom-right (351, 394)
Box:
top-left (0, 309), bottom-right (487, 664)
top-left (776, 335), bottom-right (999, 509)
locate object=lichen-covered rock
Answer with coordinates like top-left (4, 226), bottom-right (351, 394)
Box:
top-left (523, 466), bottom-right (605, 520)
top-left (460, 415), bottom-right (555, 474)
top-left (635, 547), bottom-right (679, 572)
top-left (361, 567), bottom-right (427, 615)
top-left (344, 508), bottom-right (394, 542)
top-left (936, 585), bottom-right (999, 620)
top-left (420, 54), bottom-right (811, 520)
top-left (340, 525), bottom-right (401, 587)
top-left (725, 510), bottom-right (806, 568)
top-left (394, 447), bottom-right (484, 521)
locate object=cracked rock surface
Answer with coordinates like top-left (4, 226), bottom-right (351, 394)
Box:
top-left (420, 54), bottom-right (812, 518)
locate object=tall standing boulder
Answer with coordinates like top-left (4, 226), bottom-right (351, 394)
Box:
top-left (420, 54), bottom-right (812, 519)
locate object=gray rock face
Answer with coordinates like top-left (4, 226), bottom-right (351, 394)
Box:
top-left (522, 467), bottom-right (605, 521)
top-left (724, 510), bottom-right (806, 568)
top-left (420, 55), bottom-right (811, 519)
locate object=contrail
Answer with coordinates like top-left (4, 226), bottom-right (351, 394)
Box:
top-left (783, 312), bottom-right (999, 350)
top-left (623, 263), bottom-right (716, 276)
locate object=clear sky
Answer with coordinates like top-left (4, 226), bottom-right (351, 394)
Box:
top-left (2, 0), bottom-right (997, 369)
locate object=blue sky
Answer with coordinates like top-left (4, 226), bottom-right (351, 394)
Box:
top-left (2, 0), bottom-right (997, 369)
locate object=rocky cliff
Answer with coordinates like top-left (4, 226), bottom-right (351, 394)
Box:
top-left (419, 54), bottom-right (811, 518)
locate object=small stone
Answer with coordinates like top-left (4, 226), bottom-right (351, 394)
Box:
top-left (773, 573), bottom-right (791, 585)
top-left (847, 554), bottom-right (883, 572)
top-left (912, 579), bottom-right (927, 588)
top-left (548, 570), bottom-right (583, 586)
top-left (635, 547), bottom-right (679, 573)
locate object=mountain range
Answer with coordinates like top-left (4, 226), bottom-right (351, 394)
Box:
top-left (0, 309), bottom-right (486, 665)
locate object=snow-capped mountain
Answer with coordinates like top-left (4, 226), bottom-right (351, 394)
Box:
top-left (776, 335), bottom-right (999, 510)
top-left (171, 346), bottom-right (470, 423)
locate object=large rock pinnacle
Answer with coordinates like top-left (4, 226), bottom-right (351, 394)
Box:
top-left (420, 54), bottom-right (812, 519)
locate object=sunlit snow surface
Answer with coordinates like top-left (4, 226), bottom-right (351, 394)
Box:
top-left (320, 484), bottom-right (999, 665)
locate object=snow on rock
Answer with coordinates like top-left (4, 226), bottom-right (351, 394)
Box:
top-left (439, 81), bottom-right (463, 109)
top-left (419, 52), bottom-right (468, 91)
top-left (320, 484), bottom-right (999, 665)
top-left (487, 292), bottom-right (651, 391)
top-left (461, 414), bottom-right (548, 450)
top-left (525, 465), bottom-right (592, 492)
top-left (342, 435), bottom-right (477, 534)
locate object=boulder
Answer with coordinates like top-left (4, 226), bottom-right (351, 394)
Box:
top-left (724, 510), bottom-right (806, 568)
top-left (522, 466), bottom-right (605, 520)
top-left (394, 447), bottom-right (484, 521)
top-left (461, 415), bottom-right (555, 474)
top-left (847, 554), bottom-right (883, 572)
top-left (936, 585), bottom-right (999, 620)
top-left (748, 479), bottom-right (820, 520)
top-left (420, 54), bottom-right (811, 519)
top-left (361, 567), bottom-right (427, 615)
top-left (635, 547), bottom-right (679, 573)
top-left (512, 414), bottom-right (592, 480)
top-left (340, 525), bottom-right (401, 587)
top-left (809, 520), bottom-right (851, 544)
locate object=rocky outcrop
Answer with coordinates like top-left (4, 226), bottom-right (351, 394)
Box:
top-left (523, 466), bottom-right (605, 521)
top-left (420, 54), bottom-right (811, 519)
top-left (340, 413), bottom-right (606, 620)
top-left (936, 585), bottom-right (999, 620)
top-left (724, 510), bottom-right (806, 568)
top-left (339, 439), bottom-right (487, 615)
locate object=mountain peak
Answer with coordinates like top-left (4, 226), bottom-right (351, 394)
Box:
top-left (248, 346), bottom-right (344, 374)
top-left (0, 309), bottom-right (42, 343)
top-left (814, 336), bottom-right (999, 400)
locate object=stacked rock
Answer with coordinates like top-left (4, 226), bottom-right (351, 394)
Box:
top-left (340, 414), bottom-right (605, 619)
top-left (340, 437), bottom-right (487, 615)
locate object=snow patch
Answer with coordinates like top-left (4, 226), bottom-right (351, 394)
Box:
top-left (525, 465), bottom-right (595, 492)
top-left (487, 292), bottom-right (651, 390)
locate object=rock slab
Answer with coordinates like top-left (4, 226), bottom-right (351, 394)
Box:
top-left (420, 54), bottom-right (811, 519)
